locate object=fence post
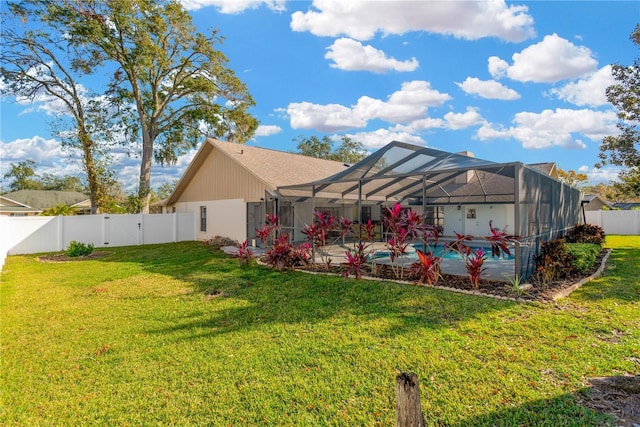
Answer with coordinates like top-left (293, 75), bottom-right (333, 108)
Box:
top-left (396, 372), bottom-right (425, 427)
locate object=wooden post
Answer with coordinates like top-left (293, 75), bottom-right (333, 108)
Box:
top-left (396, 372), bottom-right (425, 427)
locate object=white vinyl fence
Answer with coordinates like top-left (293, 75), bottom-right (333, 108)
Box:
top-left (0, 213), bottom-right (196, 269)
top-left (585, 210), bottom-right (640, 235)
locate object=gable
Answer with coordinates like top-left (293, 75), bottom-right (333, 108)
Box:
top-left (167, 138), bottom-right (348, 205)
top-left (176, 147), bottom-right (268, 203)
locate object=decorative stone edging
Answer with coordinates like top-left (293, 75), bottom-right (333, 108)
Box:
top-left (549, 248), bottom-right (612, 301)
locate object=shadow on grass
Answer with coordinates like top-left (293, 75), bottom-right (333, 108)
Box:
top-left (100, 242), bottom-right (516, 340)
top-left (574, 247), bottom-right (640, 302)
top-left (445, 388), bottom-right (614, 426)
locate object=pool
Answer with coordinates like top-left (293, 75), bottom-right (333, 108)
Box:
top-left (372, 243), bottom-right (515, 262)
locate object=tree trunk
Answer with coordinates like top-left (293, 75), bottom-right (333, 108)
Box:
top-left (396, 372), bottom-right (425, 427)
top-left (138, 129), bottom-right (154, 214)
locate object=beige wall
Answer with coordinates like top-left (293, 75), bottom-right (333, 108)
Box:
top-left (177, 149), bottom-right (268, 204)
top-left (173, 199), bottom-right (247, 242)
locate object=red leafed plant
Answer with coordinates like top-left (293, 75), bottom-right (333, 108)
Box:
top-left (236, 240), bottom-right (253, 266)
top-left (410, 249), bottom-right (442, 285)
top-left (446, 231), bottom-right (473, 257)
top-left (383, 203), bottom-right (427, 279)
top-left (362, 219), bottom-right (377, 241)
top-left (341, 242), bottom-right (369, 280)
top-left (484, 220), bottom-right (520, 258)
top-left (301, 209), bottom-right (352, 270)
top-left (265, 235), bottom-right (311, 270)
top-left (465, 248), bottom-right (487, 289)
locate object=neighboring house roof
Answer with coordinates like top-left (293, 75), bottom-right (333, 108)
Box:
top-left (613, 202), bottom-right (640, 210)
top-left (527, 162), bottom-right (557, 178)
top-left (0, 194), bottom-right (42, 214)
top-left (167, 138), bottom-right (349, 205)
top-left (1, 190), bottom-right (90, 211)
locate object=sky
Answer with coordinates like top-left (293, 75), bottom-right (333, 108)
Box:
top-left (1, 0), bottom-right (639, 193)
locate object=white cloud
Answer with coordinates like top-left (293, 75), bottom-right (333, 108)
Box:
top-left (254, 124), bottom-right (282, 137)
top-left (345, 128), bottom-right (426, 150)
top-left (477, 108), bottom-right (618, 149)
top-left (325, 38), bottom-right (419, 73)
top-left (291, 0), bottom-right (535, 42)
top-left (578, 165), bottom-right (621, 184)
top-left (488, 56), bottom-right (509, 79)
top-left (394, 117), bottom-right (445, 133)
top-left (456, 77), bottom-right (520, 100)
top-left (444, 107), bottom-right (485, 130)
top-left (287, 101), bottom-right (367, 132)
top-left (493, 34), bottom-right (598, 83)
top-left (179, 0), bottom-right (286, 13)
top-left (287, 80), bottom-right (450, 131)
top-left (549, 65), bottom-right (615, 107)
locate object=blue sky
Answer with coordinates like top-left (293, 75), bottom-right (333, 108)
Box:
top-left (1, 0), bottom-right (639, 192)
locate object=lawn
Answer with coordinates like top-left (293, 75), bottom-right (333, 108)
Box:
top-left (1, 235), bottom-right (638, 426)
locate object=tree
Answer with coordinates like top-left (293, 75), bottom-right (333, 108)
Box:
top-left (156, 180), bottom-right (177, 200)
top-left (1, 1), bottom-right (120, 213)
top-left (613, 168), bottom-right (640, 201)
top-left (295, 135), bottom-right (333, 159)
top-left (39, 174), bottom-right (85, 192)
top-left (557, 168), bottom-right (588, 187)
top-left (58, 0), bottom-right (258, 213)
top-left (295, 135), bottom-right (367, 163)
top-left (2, 161), bottom-right (42, 192)
top-left (40, 204), bottom-right (77, 216)
top-left (598, 24), bottom-right (640, 195)
top-left (331, 136), bottom-right (367, 164)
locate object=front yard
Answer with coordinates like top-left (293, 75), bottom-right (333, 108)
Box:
top-left (1, 236), bottom-right (638, 425)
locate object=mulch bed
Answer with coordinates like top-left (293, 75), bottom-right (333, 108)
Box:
top-left (37, 251), bottom-right (111, 263)
top-left (294, 249), bottom-right (612, 303)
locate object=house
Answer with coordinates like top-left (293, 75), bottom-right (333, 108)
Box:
top-left (582, 194), bottom-right (613, 211)
top-left (167, 139), bottom-right (581, 280)
top-left (0, 190), bottom-right (91, 216)
top-left (163, 138), bottom-right (349, 242)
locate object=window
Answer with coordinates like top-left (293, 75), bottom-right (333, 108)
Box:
top-left (424, 206), bottom-right (444, 231)
top-left (200, 206), bottom-right (207, 232)
top-left (360, 206), bottom-right (372, 223)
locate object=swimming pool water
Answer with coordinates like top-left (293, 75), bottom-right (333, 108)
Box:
top-left (372, 244), bottom-right (515, 261)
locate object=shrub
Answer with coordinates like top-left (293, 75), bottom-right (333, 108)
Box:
top-left (264, 235), bottom-right (311, 270)
top-left (465, 248), bottom-right (487, 289)
top-left (565, 223), bottom-right (605, 245)
top-left (410, 249), bottom-right (441, 286)
top-left (236, 240), bottom-right (253, 267)
top-left (565, 243), bottom-right (600, 273)
top-left (66, 240), bottom-right (94, 257)
top-left (533, 239), bottom-right (573, 282)
top-left (341, 242), bottom-right (369, 280)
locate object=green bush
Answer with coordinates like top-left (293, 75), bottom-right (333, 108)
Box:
top-left (534, 239), bottom-right (574, 280)
top-left (566, 223), bottom-right (605, 245)
top-left (566, 243), bottom-right (600, 273)
top-left (66, 241), bottom-right (94, 257)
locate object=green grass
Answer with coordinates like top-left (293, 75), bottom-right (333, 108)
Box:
top-left (1, 236), bottom-right (638, 426)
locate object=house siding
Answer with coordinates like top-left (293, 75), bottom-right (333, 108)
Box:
top-left (173, 199), bottom-right (247, 242)
top-left (177, 149), bottom-right (268, 204)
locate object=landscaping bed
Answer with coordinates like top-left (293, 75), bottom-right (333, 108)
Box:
top-left (289, 248), bottom-right (611, 303)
